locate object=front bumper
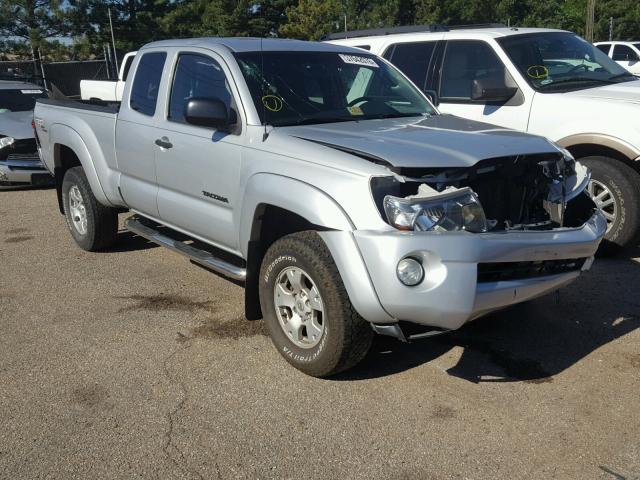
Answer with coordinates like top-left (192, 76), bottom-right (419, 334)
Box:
top-left (353, 211), bottom-right (607, 330)
top-left (0, 157), bottom-right (53, 186)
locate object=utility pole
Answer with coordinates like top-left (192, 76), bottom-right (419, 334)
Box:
top-left (585, 0), bottom-right (596, 42)
top-left (108, 8), bottom-right (119, 77)
top-left (609, 17), bottom-right (613, 41)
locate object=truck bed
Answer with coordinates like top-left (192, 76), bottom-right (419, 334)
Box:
top-left (37, 98), bottom-right (120, 114)
top-left (34, 97), bottom-right (123, 209)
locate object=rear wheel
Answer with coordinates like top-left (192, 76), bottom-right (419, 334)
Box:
top-left (259, 231), bottom-right (373, 377)
top-left (581, 156), bottom-right (640, 254)
top-left (62, 166), bottom-right (118, 251)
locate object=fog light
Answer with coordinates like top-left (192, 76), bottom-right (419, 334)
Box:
top-left (396, 257), bottom-right (424, 286)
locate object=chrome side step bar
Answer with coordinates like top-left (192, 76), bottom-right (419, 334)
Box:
top-left (124, 216), bottom-right (247, 282)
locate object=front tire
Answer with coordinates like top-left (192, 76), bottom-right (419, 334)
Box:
top-left (62, 166), bottom-right (118, 251)
top-left (581, 156), bottom-right (640, 254)
top-left (259, 231), bottom-right (373, 377)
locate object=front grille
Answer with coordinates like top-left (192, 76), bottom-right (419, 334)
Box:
top-left (0, 138), bottom-right (37, 160)
top-left (477, 258), bottom-right (587, 283)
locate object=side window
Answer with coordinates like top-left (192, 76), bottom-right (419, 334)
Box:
top-left (121, 55), bottom-right (135, 82)
top-left (130, 52), bottom-right (166, 116)
top-left (384, 42), bottom-right (436, 90)
top-left (169, 53), bottom-right (232, 124)
top-left (595, 44), bottom-right (611, 55)
top-left (440, 40), bottom-right (511, 101)
top-left (612, 44), bottom-right (639, 61)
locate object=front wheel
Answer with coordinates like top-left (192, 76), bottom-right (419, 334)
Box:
top-left (581, 156), bottom-right (640, 254)
top-left (62, 166), bottom-right (118, 251)
top-left (259, 231), bottom-right (373, 377)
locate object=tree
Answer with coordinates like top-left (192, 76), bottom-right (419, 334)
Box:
top-left (67, 0), bottom-right (174, 53)
top-left (0, 0), bottom-right (70, 49)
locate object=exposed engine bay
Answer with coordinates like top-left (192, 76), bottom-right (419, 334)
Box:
top-left (372, 153), bottom-right (597, 232)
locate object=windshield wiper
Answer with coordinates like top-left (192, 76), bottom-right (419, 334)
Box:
top-left (279, 116), bottom-right (357, 127)
top-left (539, 77), bottom-right (617, 89)
top-left (608, 72), bottom-right (635, 81)
top-left (363, 113), bottom-right (427, 120)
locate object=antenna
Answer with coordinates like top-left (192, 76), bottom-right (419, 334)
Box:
top-left (261, 36), bottom-right (268, 141)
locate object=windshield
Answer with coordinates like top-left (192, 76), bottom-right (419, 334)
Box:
top-left (498, 32), bottom-right (635, 92)
top-left (0, 88), bottom-right (47, 113)
top-left (234, 51), bottom-right (435, 127)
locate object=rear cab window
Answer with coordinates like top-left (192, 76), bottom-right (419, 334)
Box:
top-left (130, 51), bottom-right (167, 116)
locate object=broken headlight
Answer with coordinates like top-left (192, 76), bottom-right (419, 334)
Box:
top-left (0, 136), bottom-right (15, 149)
top-left (383, 187), bottom-right (489, 232)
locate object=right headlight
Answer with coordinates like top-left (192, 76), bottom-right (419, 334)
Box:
top-left (0, 136), bottom-right (15, 149)
top-left (383, 187), bottom-right (488, 233)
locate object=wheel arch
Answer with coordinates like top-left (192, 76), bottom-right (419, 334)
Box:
top-left (557, 134), bottom-right (640, 173)
top-left (239, 174), bottom-right (355, 321)
top-left (50, 124), bottom-right (111, 214)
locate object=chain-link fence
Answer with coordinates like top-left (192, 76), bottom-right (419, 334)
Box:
top-left (0, 59), bottom-right (111, 98)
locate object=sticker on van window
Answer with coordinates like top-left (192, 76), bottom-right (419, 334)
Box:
top-left (526, 65), bottom-right (548, 79)
top-left (21, 89), bottom-right (43, 94)
top-left (347, 105), bottom-right (364, 116)
top-left (338, 54), bottom-right (378, 68)
top-left (262, 95), bottom-right (283, 112)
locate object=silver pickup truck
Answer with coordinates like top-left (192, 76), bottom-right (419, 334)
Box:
top-left (34, 38), bottom-right (606, 377)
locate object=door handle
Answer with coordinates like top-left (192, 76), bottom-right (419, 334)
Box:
top-left (155, 137), bottom-right (173, 149)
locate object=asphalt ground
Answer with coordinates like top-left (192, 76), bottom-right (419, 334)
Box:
top-left (1, 186), bottom-right (639, 479)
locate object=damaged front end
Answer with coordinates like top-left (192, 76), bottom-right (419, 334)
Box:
top-left (372, 152), bottom-right (596, 233)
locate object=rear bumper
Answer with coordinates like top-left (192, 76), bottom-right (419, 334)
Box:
top-left (0, 157), bottom-right (53, 186)
top-left (351, 211), bottom-right (606, 330)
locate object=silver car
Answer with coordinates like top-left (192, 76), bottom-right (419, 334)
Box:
top-left (34, 39), bottom-right (607, 377)
top-left (0, 81), bottom-right (53, 187)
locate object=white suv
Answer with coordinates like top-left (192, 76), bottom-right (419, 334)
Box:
top-left (328, 26), bottom-right (640, 251)
top-left (595, 41), bottom-right (640, 76)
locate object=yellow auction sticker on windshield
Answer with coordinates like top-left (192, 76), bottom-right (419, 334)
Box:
top-left (262, 95), bottom-right (283, 112)
top-left (339, 54), bottom-right (379, 68)
top-left (347, 105), bottom-right (364, 116)
top-left (527, 65), bottom-right (549, 79)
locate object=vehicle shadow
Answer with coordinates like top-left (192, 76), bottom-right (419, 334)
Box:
top-left (335, 254), bottom-right (640, 383)
top-left (101, 229), bottom-right (159, 253)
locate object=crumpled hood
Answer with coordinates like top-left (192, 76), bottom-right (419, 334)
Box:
top-left (0, 110), bottom-right (34, 140)
top-left (565, 78), bottom-right (640, 104)
top-left (278, 114), bottom-right (559, 169)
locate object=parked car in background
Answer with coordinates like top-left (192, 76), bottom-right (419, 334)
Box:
top-left (328, 26), bottom-right (640, 252)
top-left (595, 41), bottom-right (640, 76)
top-left (80, 51), bottom-right (137, 102)
top-left (0, 80), bottom-right (53, 188)
top-left (35, 38), bottom-right (605, 376)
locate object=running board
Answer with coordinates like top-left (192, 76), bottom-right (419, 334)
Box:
top-left (124, 216), bottom-right (247, 282)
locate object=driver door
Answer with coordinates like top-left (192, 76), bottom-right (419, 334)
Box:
top-left (153, 49), bottom-right (244, 252)
top-left (436, 40), bottom-right (533, 131)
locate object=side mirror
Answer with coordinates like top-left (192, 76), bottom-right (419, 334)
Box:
top-left (424, 89), bottom-right (439, 107)
top-left (471, 79), bottom-right (518, 103)
top-left (184, 97), bottom-right (230, 131)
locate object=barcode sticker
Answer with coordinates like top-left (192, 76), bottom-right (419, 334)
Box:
top-left (338, 54), bottom-right (378, 68)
